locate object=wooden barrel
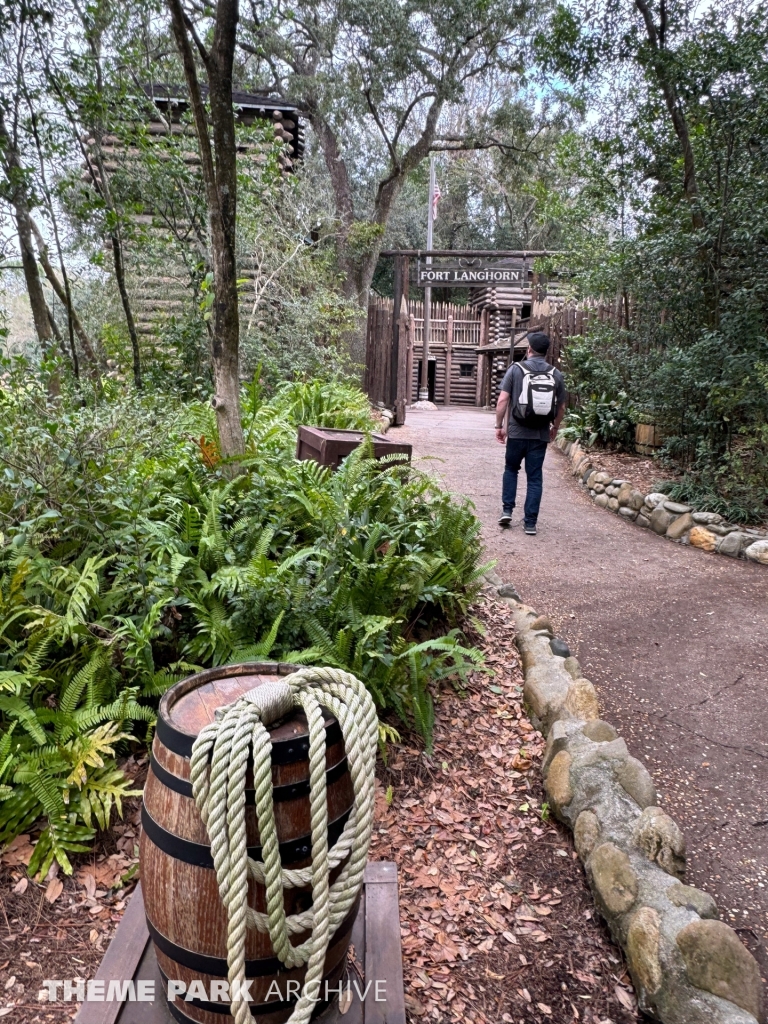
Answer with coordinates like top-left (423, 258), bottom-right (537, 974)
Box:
top-left (635, 421), bottom-right (664, 455)
top-left (140, 662), bottom-right (357, 1024)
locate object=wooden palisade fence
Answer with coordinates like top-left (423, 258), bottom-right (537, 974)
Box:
top-left (365, 297), bottom-right (484, 413)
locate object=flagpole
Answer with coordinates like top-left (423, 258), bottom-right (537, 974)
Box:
top-left (419, 156), bottom-right (436, 402)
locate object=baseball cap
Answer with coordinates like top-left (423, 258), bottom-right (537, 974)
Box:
top-left (527, 332), bottom-right (551, 354)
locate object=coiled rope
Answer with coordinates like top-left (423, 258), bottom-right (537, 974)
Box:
top-left (190, 667), bottom-right (378, 1024)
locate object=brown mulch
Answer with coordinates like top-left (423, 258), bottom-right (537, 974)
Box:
top-left (0, 761), bottom-right (145, 1024)
top-left (370, 596), bottom-right (640, 1024)
top-left (579, 449), bottom-right (678, 496)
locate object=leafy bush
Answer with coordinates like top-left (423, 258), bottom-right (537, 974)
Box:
top-left (560, 392), bottom-right (635, 449)
top-left (0, 362), bottom-right (486, 871)
top-left (654, 426), bottom-right (768, 524)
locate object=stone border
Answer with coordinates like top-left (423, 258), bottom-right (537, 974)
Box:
top-left (555, 437), bottom-right (768, 565)
top-left (486, 571), bottom-right (764, 1024)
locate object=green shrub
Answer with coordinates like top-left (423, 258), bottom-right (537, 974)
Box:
top-left (0, 362), bottom-right (486, 871)
top-left (561, 392), bottom-right (635, 449)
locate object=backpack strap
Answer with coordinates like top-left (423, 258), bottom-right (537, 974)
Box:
top-left (516, 363), bottom-right (532, 407)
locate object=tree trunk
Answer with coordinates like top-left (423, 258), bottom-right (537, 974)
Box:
top-left (91, 150), bottom-right (143, 388)
top-left (168, 0), bottom-right (244, 460)
top-left (308, 96), bottom-right (443, 312)
top-left (0, 107), bottom-right (54, 356)
top-left (16, 207), bottom-right (55, 354)
top-left (634, 0), bottom-right (704, 231)
top-left (29, 219), bottom-right (99, 366)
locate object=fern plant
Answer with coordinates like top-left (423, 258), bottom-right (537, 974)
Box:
top-left (0, 551), bottom-right (152, 875)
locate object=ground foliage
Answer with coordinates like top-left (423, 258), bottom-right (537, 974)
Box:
top-left (372, 596), bottom-right (639, 1024)
top-left (0, 776), bottom-right (144, 1023)
top-left (0, 367), bottom-right (485, 872)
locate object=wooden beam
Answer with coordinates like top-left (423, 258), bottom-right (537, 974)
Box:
top-left (389, 256), bottom-right (404, 410)
top-left (74, 884), bottom-right (150, 1024)
top-left (444, 313), bottom-right (453, 405)
top-left (407, 314), bottom-right (415, 404)
top-left (379, 249), bottom-right (557, 258)
top-left (475, 353), bottom-right (485, 407)
top-left (364, 862), bottom-right (406, 1024)
top-left (395, 292), bottom-right (408, 425)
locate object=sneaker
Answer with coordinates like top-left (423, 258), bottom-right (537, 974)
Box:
top-left (523, 523), bottom-right (537, 535)
top-left (498, 510), bottom-right (513, 527)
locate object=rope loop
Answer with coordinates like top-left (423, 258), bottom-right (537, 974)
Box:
top-left (190, 667), bottom-right (378, 1024)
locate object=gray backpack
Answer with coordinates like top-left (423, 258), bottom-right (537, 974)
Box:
top-left (511, 361), bottom-right (558, 427)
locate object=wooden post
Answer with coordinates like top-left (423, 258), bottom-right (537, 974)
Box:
top-left (507, 307), bottom-right (517, 367)
top-left (445, 313), bottom-right (453, 405)
top-left (394, 257), bottom-right (409, 423)
top-left (390, 256), bottom-right (404, 410)
top-left (395, 292), bottom-right (408, 425)
top-left (475, 353), bottom-right (485, 407)
top-left (407, 314), bottom-right (415, 403)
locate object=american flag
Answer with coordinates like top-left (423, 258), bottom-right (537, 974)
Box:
top-left (432, 178), bottom-right (442, 222)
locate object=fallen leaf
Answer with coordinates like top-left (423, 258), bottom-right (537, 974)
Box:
top-left (0, 1008), bottom-right (13, 1017)
top-left (77, 870), bottom-right (97, 899)
top-left (537, 1003), bottom-right (553, 1015)
top-left (44, 878), bottom-right (63, 904)
top-left (502, 931), bottom-right (518, 944)
top-left (12, 878), bottom-right (28, 895)
top-left (534, 905), bottom-right (552, 916)
top-left (615, 985), bottom-right (635, 1011)
top-left (89, 930), bottom-right (99, 944)
top-left (1, 834), bottom-right (33, 867)
top-left (405, 995), bottom-right (426, 1016)
top-left (4, 977), bottom-right (15, 991)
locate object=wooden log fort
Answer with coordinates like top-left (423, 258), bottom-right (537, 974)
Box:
top-left (83, 85), bottom-right (305, 358)
top-left (140, 662), bottom-right (356, 1024)
top-left (365, 257), bottom-right (571, 410)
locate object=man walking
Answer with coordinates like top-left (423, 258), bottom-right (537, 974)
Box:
top-left (495, 332), bottom-right (565, 535)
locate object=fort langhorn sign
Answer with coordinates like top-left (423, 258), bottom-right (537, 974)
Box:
top-left (416, 261), bottom-right (523, 286)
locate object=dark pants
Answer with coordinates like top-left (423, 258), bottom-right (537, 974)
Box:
top-left (502, 438), bottom-right (548, 526)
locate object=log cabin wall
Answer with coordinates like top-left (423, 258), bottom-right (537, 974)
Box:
top-left (86, 86), bottom-right (304, 353)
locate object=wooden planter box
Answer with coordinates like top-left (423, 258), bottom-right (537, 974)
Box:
top-left (296, 426), bottom-right (412, 470)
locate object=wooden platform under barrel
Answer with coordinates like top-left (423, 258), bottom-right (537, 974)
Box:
top-left (74, 864), bottom-right (405, 1024)
top-left (140, 662), bottom-right (358, 1024)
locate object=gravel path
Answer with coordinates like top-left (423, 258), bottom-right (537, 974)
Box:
top-left (397, 406), bottom-right (768, 980)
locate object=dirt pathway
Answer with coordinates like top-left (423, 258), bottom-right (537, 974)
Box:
top-left (397, 406), bottom-right (768, 978)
